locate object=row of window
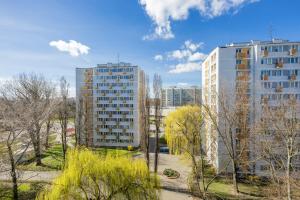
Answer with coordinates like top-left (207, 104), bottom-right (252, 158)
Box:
top-left (96, 75), bottom-right (134, 80)
top-left (96, 111), bottom-right (133, 115)
top-left (96, 82), bottom-right (133, 87)
top-left (96, 139), bottom-right (134, 143)
top-left (261, 57), bottom-right (299, 64)
top-left (97, 118), bottom-right (134, 122)
top-left (97, 132), bottom-right (134, 136)
top-left (261, 69), bottom-right (299, 76)
top-left (261, 94), bottom-right (300, 101)
top-left (262, 81), bottom-right (300, 89)
top-left (261, 45), bottom-right (299, 52)
top-left (96, 96), bottom-right (134, 101)
top-left (96, 104), bottom-right (134, 108)
top-left (97, 125), bottom-right (132, 129)
top-left (96, 90), bottom-right (134, 94)
top-left (96, 68), bottom-right (134, 73)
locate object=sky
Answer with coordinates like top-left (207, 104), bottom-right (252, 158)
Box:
top-left (1, 0), bottom-right (300, 96)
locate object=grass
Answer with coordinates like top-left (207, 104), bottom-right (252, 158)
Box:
top-left (0, 181), bottom-right (47, 200)
top-left (18, 144), bottom-right (64, 171)
top-left (206, 180), bottom-right (264, 199)
top-left (19, 144), bottom-right (141, 171)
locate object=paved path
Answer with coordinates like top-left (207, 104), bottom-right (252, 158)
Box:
top-left (0, 170), bottom-right (60, 182)
top-left (147, 153), bottom-right (200, 200)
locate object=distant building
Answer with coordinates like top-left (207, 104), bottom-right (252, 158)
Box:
top-left (202, 39), bottom-right (300, 175)
top-left (162, 86), bottom-right (201, 107)
top-left (76, 62), bottom-right (145, 147)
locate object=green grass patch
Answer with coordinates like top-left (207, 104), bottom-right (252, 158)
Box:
top-left (205, 179), bottom-right (264, 199)
top-left (92, 147), bottom-right (141, 157)
top-left (0, 181), bottom-right (47, 200)
top-left (18, 144), bottom-right (64, 171)
top-left (19, 145), bottom-right (141, 171)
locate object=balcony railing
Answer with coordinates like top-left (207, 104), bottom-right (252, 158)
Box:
top-left (288, 74), bottom-right (297, 81)
top-left (275, 62), bottom-right (283, 69)
top-left (275, 86), bottom-right (283, 93)
top-left (289, 48), bottom-right (297, 56)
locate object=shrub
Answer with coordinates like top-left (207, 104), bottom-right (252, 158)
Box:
top-left (127, 145), bottom-right (134, 151)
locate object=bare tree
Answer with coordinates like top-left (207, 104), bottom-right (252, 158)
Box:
top-left (153, 73), bottom-right (162, 174)
top-left (202, 80), bottom-right (251, 194)
top-left (44, 111), bottom-right (54, 149)
top-left (0, 88), bottom-right (30, 200)
top-left (255, 97), bottom-right (300, 200)
top-left (7, 74), bottom-right (55, 166)
top-left (140, 75), bottom-right (151, 168)
top-left (57, 76), bottom-right (69, 162)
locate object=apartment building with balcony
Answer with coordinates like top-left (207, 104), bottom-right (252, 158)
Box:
top-left (202, 39), bottom-right (300, 175)
top-left (76, 62), bottom-right (145, 147)
top-left (162, 86), bottom-right (201, 107)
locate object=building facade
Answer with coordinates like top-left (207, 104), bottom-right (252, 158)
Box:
top-left (76, 62), bottom-right (145, 147)
top-left (162, 86), bottom-right (201, 107)
top-left (202, 39), bottom-right (300, 175)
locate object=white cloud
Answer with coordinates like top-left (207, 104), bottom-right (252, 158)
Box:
top-left (169, 62), bottom-right (202, 74)
top-left (139, 0), bottom-right (259, 39)
top-left (49, 40), bottom-right (90, 57)
top-left (154, 54), bottom-right (163, 61)
top-left (166, 40), bottom-right (207, 73)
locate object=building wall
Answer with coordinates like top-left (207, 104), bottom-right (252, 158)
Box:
top-left (202, 40), bottom-right (300, 175)
top-left (76, 63), bottom-right (144, 147)
top-left (162, 86), bottom-right (202, 107)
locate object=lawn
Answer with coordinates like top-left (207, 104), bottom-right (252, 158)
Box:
top-left (0, 181), bottom-right (47, 200)
top-left (19, 144), bottom-right (141, 171)
top-left (206, 180), bottom-right (264, 199)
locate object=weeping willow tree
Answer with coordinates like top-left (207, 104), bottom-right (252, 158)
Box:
top-left (38, 149), bottom-right (160, 200)
top-left (164, 105), bottom-right (207, 198)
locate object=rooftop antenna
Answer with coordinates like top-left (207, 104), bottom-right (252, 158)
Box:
top-left (268, 24), bottom-right (274, 40)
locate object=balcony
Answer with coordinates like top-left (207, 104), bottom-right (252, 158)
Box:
top-left (262, 50), bottom-right (268, 57)
top-left (236, 52), bottom-right (247, 59)
top-left (289, 74), bottom-right (297, 81)
top-left (236, 64), bottom-right (249, 70)
top-left (262, 75), bottom-right (269, 81)
top-left (275, 86), bottom-right (283, 93)
top-left (275, 62), bottom-right (283, 69)
top-left (236, 75), bottom-right (249, 81)
top-left (289, 48), bottom-right (297, 56)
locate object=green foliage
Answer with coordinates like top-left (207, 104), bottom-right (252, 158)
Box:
top-left (0, 182), bottom-right (46, 200)
top-left (38, 148), bottom-right (160, 200)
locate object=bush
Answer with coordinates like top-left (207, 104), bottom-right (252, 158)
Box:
top-left (163, 168), bottom-right (180, 178)
top-left (127, 145), bottom-right (134, 151)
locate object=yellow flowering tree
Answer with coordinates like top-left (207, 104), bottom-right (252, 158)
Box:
top-left (38, 149), bottom-right (159, 200)
top-left (164, 105), bottom-right (206, 198)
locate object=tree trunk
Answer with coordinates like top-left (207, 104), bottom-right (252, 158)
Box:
top-left (45, 120), bottom-right (51, 149)
top-left (286, 155), bottom-right (291, 200)
top-left (35, 134), bottom-right (42, 166)
top-left (154, 131), bottom-right (159, 173)
top-left (8, 144), bottom-right (18, 200)
top-left (232, 160), bottom-right (239, 194)
top-left (146, 134), bottom-right (150, 169)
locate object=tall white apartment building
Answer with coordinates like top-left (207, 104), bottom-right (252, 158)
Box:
top-left (202, 39), bottom-right (300, 175)
top-left (162, 86), bottom-right (201, 107)
top-left (76, 62), bottom-right (145, 147)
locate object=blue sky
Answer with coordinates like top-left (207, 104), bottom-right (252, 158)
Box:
top-left (1, 0), bottom-right (300, 96)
